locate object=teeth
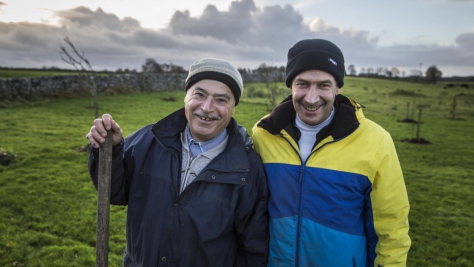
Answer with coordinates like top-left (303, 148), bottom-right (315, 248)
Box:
top-left (304, 105), bottom-right (321, 111)
top-left (199, 116), bottom-right (213, 121)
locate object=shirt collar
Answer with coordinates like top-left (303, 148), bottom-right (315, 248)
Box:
top-left (185, 124), bottom-right (228, 158)
top-left (295, 106), bottom-right (335, 132)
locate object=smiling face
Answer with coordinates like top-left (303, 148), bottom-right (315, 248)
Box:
top-left (290, 70), bottom-right (340, 126)
top-left (184, 79), bottom-right (235, 142)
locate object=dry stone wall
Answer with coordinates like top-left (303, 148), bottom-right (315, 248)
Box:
top-left (0, 71), bottom-right (286, 101)
top-left (0, 73), bottom-right (187, 101)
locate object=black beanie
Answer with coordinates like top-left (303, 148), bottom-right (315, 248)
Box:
top-left (285, 39), bottom-right (345, 88)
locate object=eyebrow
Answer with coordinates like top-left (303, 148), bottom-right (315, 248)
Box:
top-left (194, 87), bottom-right (232, 100)
top-left (294, 78), bottom-right (334, 85)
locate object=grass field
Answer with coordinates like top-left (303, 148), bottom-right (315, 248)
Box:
top-left (0, 69), bottom-right (108, 79)
top-left (1, 77), bottom-right (473, 266)
top-left (0, 69), bottom-right (82, 79)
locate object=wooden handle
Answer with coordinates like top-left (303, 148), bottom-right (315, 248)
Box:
top-left (96, 130), bottom-right (113, 267)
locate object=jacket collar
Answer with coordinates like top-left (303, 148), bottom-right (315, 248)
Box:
top-left (258, 94), bottom-right (360, 142)
top-left (151, 108), bottom-right (250, 170)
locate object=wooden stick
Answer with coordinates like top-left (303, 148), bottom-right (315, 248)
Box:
top-left (96, 130), bottom-right (113, 267)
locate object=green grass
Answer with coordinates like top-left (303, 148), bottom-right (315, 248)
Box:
top-left (1, 77), bottom-right (473, 266)
top-left (0, 69), bottom-right (115, 79)
top-left (0, 69), bottom-right (86, 79)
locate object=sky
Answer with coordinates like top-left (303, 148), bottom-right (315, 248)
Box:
top-left (0, 0), bottom-right (473, 77)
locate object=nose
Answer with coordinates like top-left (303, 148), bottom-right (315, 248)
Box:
top-left (201, 97), bottom-right (214, 112)
top-left (304, 85), bottom-right (319, 104)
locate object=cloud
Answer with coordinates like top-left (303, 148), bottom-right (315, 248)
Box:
top-left (0, 0), bottom-right (472, 76)
top-left (346, 32), bottom-right (474, 73)
top-left (56, 6), bottom-right (141, 32)
top-left (0, 1), bottom-right (5, 12)
top-left (250, 4), bottom-right (308, 50)
top-left (164, 0), bottom-right (309, 63)
top-left (168, 0), bottom-right (256, 43)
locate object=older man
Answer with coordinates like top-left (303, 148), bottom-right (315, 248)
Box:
top-left (87, 58), bottom-right (269, 267)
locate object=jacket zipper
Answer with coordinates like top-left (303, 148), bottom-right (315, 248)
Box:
top-left (279, 134), bottom-right (304, 267)
top-left (279, 133), bottom-right (337, 267)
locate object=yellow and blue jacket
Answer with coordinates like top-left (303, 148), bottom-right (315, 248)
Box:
top-left (252, 95), bottom-right (410, 267)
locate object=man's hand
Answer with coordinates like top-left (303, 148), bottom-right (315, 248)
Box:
top-left (86, 114), bottom-right (123, 148)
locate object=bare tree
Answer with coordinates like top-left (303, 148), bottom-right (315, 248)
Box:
top-left (410, 69), bottom-right (423, 82)
top-left (391, 67), bottom-right (400, 78)
top-left (257, 62), bottom-right (283, 111)
top-left (60, 36), bottom-right (100, 118)
top-left (376, 67), bottom-right (386, 76)
top-left (347, 64), bottom-right (356, 76)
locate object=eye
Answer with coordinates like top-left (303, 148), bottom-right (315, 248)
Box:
top-left (216, 98), bottom-right (228, 104)
top-left (295, 82), bottom-right (307, 87)
top-left (194, 91), bottom-right (206, 99)
top-left (320, 83), bottom-right (332, 89)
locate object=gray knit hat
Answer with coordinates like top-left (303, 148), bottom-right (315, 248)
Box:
top-left (185, 58), bottom-right (244, 106)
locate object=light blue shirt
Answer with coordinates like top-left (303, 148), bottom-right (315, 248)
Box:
top-left (185, 124), bottom-right (228, 159)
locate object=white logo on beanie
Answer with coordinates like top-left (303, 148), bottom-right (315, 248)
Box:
top-left (328, 57), bottom-right (337, 67)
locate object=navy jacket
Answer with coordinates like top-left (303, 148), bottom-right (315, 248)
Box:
top-left (89, 108), bottom-right (269, 267)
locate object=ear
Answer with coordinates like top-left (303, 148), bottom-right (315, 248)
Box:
top-left (184, 90), bottom-right (190, 103)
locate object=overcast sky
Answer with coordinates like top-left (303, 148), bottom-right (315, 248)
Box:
top-left (0, 0), bottom-right (473, 77)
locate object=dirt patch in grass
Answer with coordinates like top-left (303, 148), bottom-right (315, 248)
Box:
top-left (402, 138), bottom-right (431, 144)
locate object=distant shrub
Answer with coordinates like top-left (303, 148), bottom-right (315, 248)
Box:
top-left (247, 86), bottom-right (268, 98)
